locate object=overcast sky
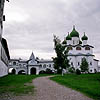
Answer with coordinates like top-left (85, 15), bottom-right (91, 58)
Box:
top-left (3, 0), bottom-right (100, 60)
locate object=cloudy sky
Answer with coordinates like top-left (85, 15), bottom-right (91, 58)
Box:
top-left (3, 0), bottom-right (100, 60)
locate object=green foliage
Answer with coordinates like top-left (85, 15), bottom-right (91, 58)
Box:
top-left (46, 68), bottom-right (54, 74)
top-left (62, 40), bottom-right (67, 44)
top-left (76, 69), bottom-right (81, 75)
top-left (80, 58), bottom-right (89, 73)
top-left (68, 67), bottom-right (75, 73)
top-left (51, 74), bottom-right (100, 100)
top-left (53, 35), bottom-right (70, 73)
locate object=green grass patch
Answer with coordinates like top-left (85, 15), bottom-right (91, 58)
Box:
top-left (50, 74), bottom-right (100, 100)
top-left (0, 75), bottom-right (38, 95)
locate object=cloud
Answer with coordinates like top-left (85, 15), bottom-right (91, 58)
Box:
top-left (3, 0), bottom-right (100, 60)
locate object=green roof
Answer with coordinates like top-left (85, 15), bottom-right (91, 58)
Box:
top-left (70, 26), bottom-right (79, 37)
top-left (79, 40), bottom-right (82, 44)
top-left (82, 33), bottom-right (88, 40)
top-left (62, 40), bottom-right (67, 44)
top-left (66, 33), bottom-right (72, 40)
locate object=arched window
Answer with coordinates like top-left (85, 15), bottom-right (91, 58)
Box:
top-left (49, 64), bottom-right (51, 67)
top-left (78, 62), bottom-right (80, 66)
top-left (13, 62), bottom-right (16, 65)
top-left (43, 64), bottom-right (46, 68)
top-left (76, 46), bottom-right (81, 50)
top-left (90, 62), bottom-right (92, 66)
top-left (85, 47), bottom-right (90, 50)
top-left (71, 62), bottom-right (73, 66)
top-left (67, 46), bottom-right (73, 50)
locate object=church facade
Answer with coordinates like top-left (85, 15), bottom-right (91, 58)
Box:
top-left (9, 52), bottom-right (54, 75)
top-left (63, 26), bottom-right (99, 73)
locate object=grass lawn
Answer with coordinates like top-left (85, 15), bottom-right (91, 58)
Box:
top-left (0, 75), bottom-right (38, 95)
top-left (50, 73), bottom-right (100, 100)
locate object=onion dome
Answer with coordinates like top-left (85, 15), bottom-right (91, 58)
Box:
top-left (66, 33), bottom-right (72, 40)
top-left (62, 40), bottom-right (67, 44)
top-left (82, 32), bottom-right (88, 40)
top-left (79, 40), bottom-right (82, 44)
top-left (70, 26), bottom-right (79, 37)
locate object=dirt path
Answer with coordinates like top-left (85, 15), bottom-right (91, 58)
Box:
top-left (32, 76), bottom-right (93, 100)
top-left (0, 76), bottom-right (93, 100)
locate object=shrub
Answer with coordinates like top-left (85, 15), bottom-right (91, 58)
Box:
top-left (46, 68), bottom-right (54, 74)
top-left (76, 69), bottom-right (81, 75)
top-left (68, 67), bottom-right (75, 73)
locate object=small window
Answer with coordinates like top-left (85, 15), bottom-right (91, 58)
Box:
top-left (78, 62), bottom-right (80, 66)
top-left (76, 47), bottom-right (81, 50)
top-left (13, 62), bottom-right (16, 65)
top-left (90, 70), bottom-right (92, 72)
top-left (85, 47), bottom-right (90, 50)
top-left (73, 41), bottom-right (75, 44)
top-left (49, 64), bottom-right (51, 67)
top-left (43, 64), bottom-right (46, 68)
top-left (71, 62), bottom-right (73, 66)
top-left (90, 62), bottom-right (92, 66)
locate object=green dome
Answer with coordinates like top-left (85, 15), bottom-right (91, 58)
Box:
top-left (70, 26), bottom-right (79, 37)
top-left (66, 33), bottom-right (72, 40)
top-left (62, 40), bottom-right (67, 44)
top-left (79, 40), bottom-right (82, 44)
top-left (82, 33), bottom-right (88, 40)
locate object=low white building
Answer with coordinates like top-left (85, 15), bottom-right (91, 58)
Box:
top-left (0, 38), bottom-right (10, 77)
top-left (0, 0), bottom-right (10, 77)
top-left (9, 52), bottom-right (54, 75)
top-left (63, 26), bottom-right (99, 73)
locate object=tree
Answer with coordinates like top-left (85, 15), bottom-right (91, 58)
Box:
top-left (76, 69), bottom-right (81, 75)
top-left (53, 35), bottom-right (70, 75)
top-left (80, 58), bottom-right (89, 73)
top-left (68, 67), bottom-right (75, 73)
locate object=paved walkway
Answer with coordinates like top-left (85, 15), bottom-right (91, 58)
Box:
top-left (33, 76), bottom-right (93, 100)
top-left (0, 76), bottom-right (93, 100)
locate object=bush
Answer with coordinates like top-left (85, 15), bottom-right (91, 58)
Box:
top-left (57, 69), bottom-right (62, 74)
top-left (76, 69), bottom-right (81, 75)
top-left (68, 67), bottom-right (75, 73)
top-left (46, 68), bottom-right (54, 74)
top-left (39, 70), bottom-right (46, 74)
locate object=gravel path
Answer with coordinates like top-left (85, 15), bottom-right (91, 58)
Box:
top-left (0, 76), bottom-right (93, 100)
top-left (33, 76), bottom-right (93, 100)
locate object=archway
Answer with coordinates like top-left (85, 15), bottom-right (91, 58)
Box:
top-left (30, 68), bottom-right (36, 75)
top-left (9, 68), bottom-right (16, 74)
top-left (18, 70), bottom-right (26, 75)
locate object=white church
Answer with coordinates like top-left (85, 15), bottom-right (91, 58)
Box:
top-left (63, 26), bottom-right (99, 73)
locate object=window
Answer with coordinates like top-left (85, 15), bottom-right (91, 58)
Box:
top-left (78, 62), bottom-right (80, 66)
top-left (90, 70), bottom-right (92, 72)
top-left (13, 62), bottom-right (16, 65)
top-left (76, 47), bottom-right (81, 50)
top-left (85, 47), bottom-right (90, 50)
top-left (49, 64), bottom-right (51, 67)
top-left (71, 62), bottom-right (73, 66)
top-left (90, 62), bottom-right (92, 66)
top-left (73, 41), bottom-right (75, 44)
top-left (43, 64), bottom-right (46, 68)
